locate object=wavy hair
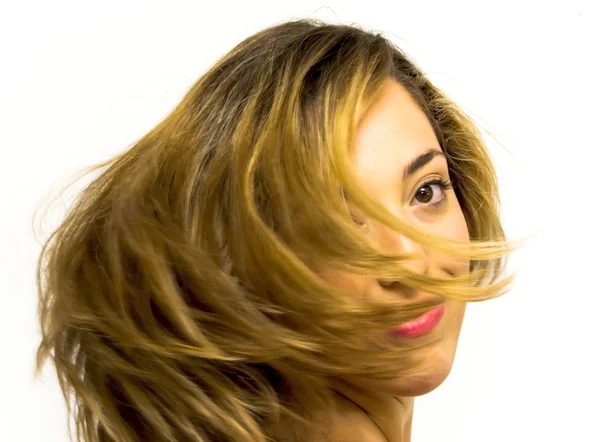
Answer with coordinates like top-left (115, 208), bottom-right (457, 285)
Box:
top-left (34, 18), bottom-right (519, 442)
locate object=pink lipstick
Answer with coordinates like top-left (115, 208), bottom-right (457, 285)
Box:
top-left (388, 304), bottom-right (445, 338)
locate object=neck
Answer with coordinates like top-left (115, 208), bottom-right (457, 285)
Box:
top-left (284, 381), bottom-right (414, 442)
top-left (331, 379), bottom-right (414, 442)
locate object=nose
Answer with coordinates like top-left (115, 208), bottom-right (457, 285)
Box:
top-left (376, 224), bottom-right (429, 288)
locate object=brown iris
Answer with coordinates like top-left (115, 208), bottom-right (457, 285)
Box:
top-left (415, 185), bottom-right (434, 203)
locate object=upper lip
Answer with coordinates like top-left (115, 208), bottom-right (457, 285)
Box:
top-left (400, 296), bottom-right (444, 320)
top-left (404, 295), bottom-right (444, 308)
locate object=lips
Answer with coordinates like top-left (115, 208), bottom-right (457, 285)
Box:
top-left (388, 304), bottom-right (445, 338)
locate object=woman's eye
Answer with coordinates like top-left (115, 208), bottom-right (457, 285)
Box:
top-left (411, 180), bottom-right (451, 207)
top-left (344, 198), bottom-right (368, 228)
top-left (350, 211), bottom-right (368, 228)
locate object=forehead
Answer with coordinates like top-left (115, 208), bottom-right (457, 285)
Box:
top-left (352, 79), bottom-right (443, 192)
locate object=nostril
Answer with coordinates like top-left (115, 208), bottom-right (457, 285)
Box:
top-left (378, 278), bottom-right (393, 288)
top-left (378, 278), bottom-right (412, 290)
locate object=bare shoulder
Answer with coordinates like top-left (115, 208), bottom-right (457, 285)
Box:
top-left (274, 399), bottom-right (386, 442)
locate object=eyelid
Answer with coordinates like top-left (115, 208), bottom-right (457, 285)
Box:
top-left (413, 172), bottom-right (450, 188)
top-left (408, 174), bottom-right (444, 197)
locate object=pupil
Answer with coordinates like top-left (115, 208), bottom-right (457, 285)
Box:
top-left (417, 186), bottom-right (432, 202)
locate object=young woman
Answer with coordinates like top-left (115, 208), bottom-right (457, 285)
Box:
top-left (35, 19), bottom-right (515, 442)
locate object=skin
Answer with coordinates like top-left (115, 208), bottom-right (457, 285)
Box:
top-left (295, 78), bottom-right (471, 441)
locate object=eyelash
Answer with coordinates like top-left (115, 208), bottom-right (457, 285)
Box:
top-left (412, 178), bottom-right (452, 208)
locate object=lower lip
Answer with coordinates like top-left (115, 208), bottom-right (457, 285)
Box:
top-left (388, 304), bottom-right (445, 338)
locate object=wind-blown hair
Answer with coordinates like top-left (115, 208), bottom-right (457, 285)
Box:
top-left (34, 18), bottom-right (517, 442)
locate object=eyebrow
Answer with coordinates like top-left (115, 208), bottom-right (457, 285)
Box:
top-left (402, 148), bottom-right (445, 181)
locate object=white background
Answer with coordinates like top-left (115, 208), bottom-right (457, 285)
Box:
top-left (1, 0), bottom-right (599, 441)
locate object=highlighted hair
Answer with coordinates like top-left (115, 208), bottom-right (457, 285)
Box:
top-left (35, 19), bottom-right (519, 442)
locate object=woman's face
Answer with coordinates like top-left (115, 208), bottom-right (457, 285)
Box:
top-left (319, 78), bottom-right (470, 397)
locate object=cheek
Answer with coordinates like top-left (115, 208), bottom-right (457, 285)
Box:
top-left (429, 199), bottom-right (471, 275)
top-left (445, 196), bottom-right (471, 242)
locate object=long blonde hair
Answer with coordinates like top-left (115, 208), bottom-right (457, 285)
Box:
top-left (35, 18), bottom-right (518, 442)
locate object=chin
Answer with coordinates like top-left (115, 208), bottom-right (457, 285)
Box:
top-left (359, 348), bottom-right (456, 397)
top-left (386, 364), bottom-right (453, 397)
top-left (352, 307), bottom-right (465, 397)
